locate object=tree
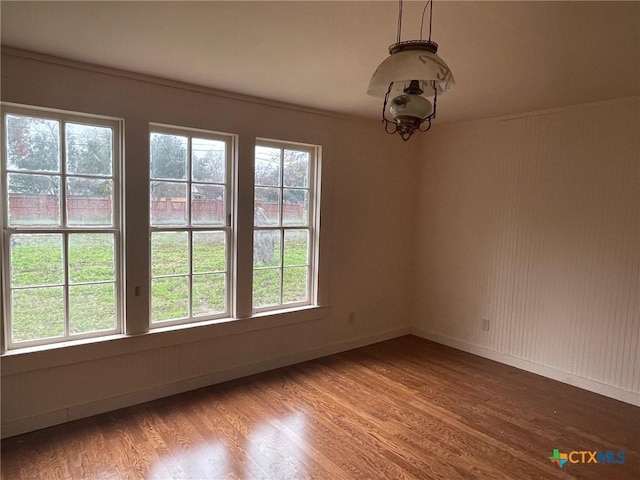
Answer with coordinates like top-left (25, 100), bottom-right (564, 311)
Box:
top-left (6, 115), bottom-right (60, 195)
top-left (254, 147), bottom-right (309, 203)
top-left (66, 124), bottom-right (112, 177)
top-left (283, 150), bottom-right (309, 203)
top-left (66, 124), bottom-right (113, 196)
top-left (6, 117), bottom-right (114, 197)
top-left (192, 138), bottom-right (225, 185)
top-left (150, 132), bottom-right (187, 180)
top-left (255, 147), bottom-right (280, 192)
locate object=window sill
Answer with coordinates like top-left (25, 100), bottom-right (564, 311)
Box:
top-left (1, 305), bottom-right (329, 376)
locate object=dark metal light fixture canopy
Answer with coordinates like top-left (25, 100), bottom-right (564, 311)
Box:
top-left (368, 1), bottom-right (455, 141)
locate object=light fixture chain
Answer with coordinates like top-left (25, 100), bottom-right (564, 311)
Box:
top-left (429, 0), bottom-right (433, 41)
top-left (397, 0), bottom-right (403, 44)
top-left (420, 0), bottom-right (432, 41)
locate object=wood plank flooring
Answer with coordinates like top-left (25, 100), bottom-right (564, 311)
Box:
top-left (2, 335), bottom-right (639, 479)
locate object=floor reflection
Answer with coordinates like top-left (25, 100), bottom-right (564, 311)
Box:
top-left (148, 412), bottom-right (308, 479)
top-left (247, 413), bottom-right (308, 479)
top-left (149, 440), bottom-right (228, 479)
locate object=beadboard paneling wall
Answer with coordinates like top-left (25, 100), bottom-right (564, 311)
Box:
top-left (413, 97), bottom-right (640, 400)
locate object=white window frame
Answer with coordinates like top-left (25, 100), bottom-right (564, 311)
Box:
top-left (252, 138), bottom-right (320, 313)
top-left (149, 123), bottom-right (235, 328)
top-left (1, 103), bottom-right (123, 350)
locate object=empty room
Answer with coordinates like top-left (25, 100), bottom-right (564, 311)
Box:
top-left (1, 1), bottom-right (638, 479)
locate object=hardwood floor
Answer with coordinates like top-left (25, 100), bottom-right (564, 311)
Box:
top-left (2, 335), bottom-right (639, 479)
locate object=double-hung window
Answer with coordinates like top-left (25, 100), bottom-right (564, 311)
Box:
top-left (2, 107), bottom-right (323, 351)
top-left (253, 140), bottom-right (319, 312)
top-left (1, 105), bottom-right (122, 348)
top-left (149, 124), bottom-right (234, 326)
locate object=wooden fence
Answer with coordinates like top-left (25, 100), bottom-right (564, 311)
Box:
top-left (8, 194), bottom-right (304, 223)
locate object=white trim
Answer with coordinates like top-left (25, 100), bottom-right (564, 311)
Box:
top-left (148, 124), bottom-right (236, 328)
top-left (1, 326), bottom-right (410, 438)
top-left (411, 327), bottom-right (640, 408)
top-left (253, 139), bottom-right (319, 313)
top-left (1, 47), bottom-right (363, 123)
top-left (1, 104), bottom-right (124, 350)
top-left (434, 95), bottom-right (640, 128)
top-left (1, 304), bottom-right (329, 374)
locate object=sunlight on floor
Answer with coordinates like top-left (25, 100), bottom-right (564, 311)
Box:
top-left (148, 413), bottom-right (307, 479)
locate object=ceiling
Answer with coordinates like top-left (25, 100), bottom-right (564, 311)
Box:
top-left (1, 1), bottom-right (639, 124)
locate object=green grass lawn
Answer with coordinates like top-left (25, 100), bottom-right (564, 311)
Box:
top-left (9, 231), bottom-right (308, 343)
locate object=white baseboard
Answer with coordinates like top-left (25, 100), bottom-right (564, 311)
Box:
top-left (1, 327), bottom-right (411, 438)
top-left (411, 327), bottom-right (640, 408)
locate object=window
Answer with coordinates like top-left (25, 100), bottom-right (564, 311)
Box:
top-left (1, 106), bottom-right (324, 351)
top-left (253, 140), bottom-right (319, 312)
top-left (1, 105), bottom-right (122, 348)
top-left (149, 124), bottom-right (234, 327)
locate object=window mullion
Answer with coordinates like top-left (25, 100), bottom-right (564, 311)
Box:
top-left (60, 121), bottom-right (67, 228)
top-left (63, 234), bottom-right (70, 337)
top-left (188, 230), bottom-right (193, 319)
top-left (60, 122), bottom-right (70, 338)
top-left (187, 137), bottom-right (192, 227)
top-left (307, 226), bottom-right (314, 302)
top-left (232, 134), bottom-right (254, 319)
top-left (1, 230), bottom-right (10, 353)
top-left (279, 228), bottom-right (285, 305)
top-left (187, 138), bottom-right (193, 320)
top-left (279, 148), bottom-right (285, 228)
top-left (278, 148), bottom-right (284, 307)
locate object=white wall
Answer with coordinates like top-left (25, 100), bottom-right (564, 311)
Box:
top-left (412, 97), bottom-right (640, 406)
top-left (0, 50), bottom-right (418, 437)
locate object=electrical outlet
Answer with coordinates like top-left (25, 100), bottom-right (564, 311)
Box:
top-left (348, 311), bottom-right (356, 324)
top-left (481, 318), bottom-right (490, 332)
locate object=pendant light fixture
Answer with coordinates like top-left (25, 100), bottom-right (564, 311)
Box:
top-left (368, 0), bottom-right (455, 141)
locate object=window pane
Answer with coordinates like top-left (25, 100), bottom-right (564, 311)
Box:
top-left (7, 173), bottom-right (61, 226)
top-left (255, 146), bottom-right (281, 186)
top-left (12, 287), bottom-right (64, 342)
top-left (150, 181), bottom-right (188, 225)
top-left (283, 267), bottom-right (308, 304)
top-left (192, 184), bottom-right (225, 225)
top-left (66, 123), bottom-right (113, 176)
top-left (150, 133), bottom-right (187, 180)
top-left (193, 231), bottom-right (226, 273)
top-left (10, 234), bottom-right (63, 287)
top-left (151, 231), bottom-right (189, 276)
top-left (192, 273), bottom-right (226, 316)
top-left (66, 178), bottom-right (113, 226)
top-left (253, 269), bottom-right (281, 309)
top-left (254, 230), bottom-right (281, 267)
top-left (192, 138), bottom-right (225, 183)
top-left (69, 283), bottom-right (116, 334)
top-left (69, 234), bottom-right (115, 283)
top-left (284, 230), bottom-right (309, 266)
top-left (283, 189), bottom-right (308, 226)
top-left (284, 150), bottom-right (309, 188)
top-left (151, 277), bottom-right (189, 322)
top-left (6, 115), bottom-right (60, 173)
top-left (254, 187), bottom-right (281, 226)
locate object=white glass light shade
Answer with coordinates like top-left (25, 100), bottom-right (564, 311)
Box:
top-left (389, 94), bottom-right (433, 120)
top-left (368, 49), bottom-right (455, 97)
